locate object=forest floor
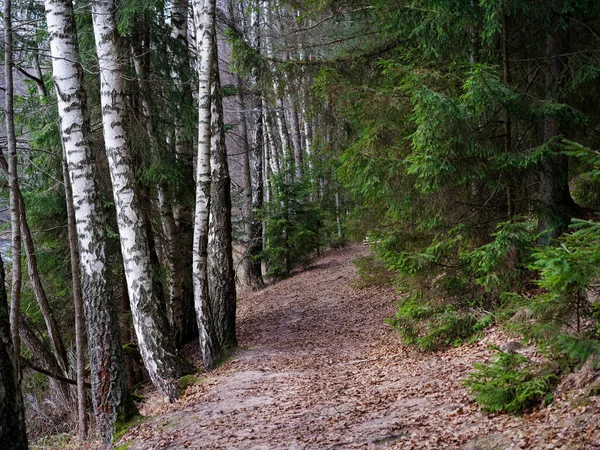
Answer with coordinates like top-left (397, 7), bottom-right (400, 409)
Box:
top-left (115, 244), bottom-right (600, 450)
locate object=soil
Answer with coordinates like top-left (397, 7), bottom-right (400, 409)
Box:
top-left (117, 244), bottom-right (600, 449)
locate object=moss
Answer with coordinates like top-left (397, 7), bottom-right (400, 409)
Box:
top-left (178, 374), bottom-right (197, 394)
top-left (122, 343), bottom-right (140, 357)
top-left (114, 441), bottom-right (135, 450)
top-left (113, 404), bottom-right (143, 444)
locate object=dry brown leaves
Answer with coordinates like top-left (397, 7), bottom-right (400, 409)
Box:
top-left (115, 244), bottom-right (600, 450)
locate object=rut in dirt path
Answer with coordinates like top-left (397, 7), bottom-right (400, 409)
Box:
top-left (119, 244), bottom-right (599, 450)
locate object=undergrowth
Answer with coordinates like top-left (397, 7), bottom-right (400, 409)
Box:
top-left (358, 214), bottom-right (600, 413)
top-left (463, 351), bottom-right (559, 414)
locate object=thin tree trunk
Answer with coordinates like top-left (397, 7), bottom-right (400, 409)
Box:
top-left (62, 151), bottom-right (88, 439)
top-left (91, 0), bottom-right (179, 401)
top-left (0, 150), bottom-right (69, 380)
top-left (45, 0), bottom-right (133, 440)
top-left (247, 0), bottom-right (265, 285)
top-left (4, 0), bottom-right (22, 378)
top-left (502, 13), bottom-right (514, 218)
top-left (19, 316), bottom-right (71, 404)
top-left (0, 255), bottom-right (28, 450)
top-left (289, 95), bottom-right (304, 181)
top-left (19, 196), bottom-right (69, 373)
top-left (192, 0), bottom-right (220, 370)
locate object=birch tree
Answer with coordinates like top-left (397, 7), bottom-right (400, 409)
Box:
top-left (91, 0), bottom-right (179, 400)
top-left (44, 0), bottom-right (131, 440)
top-left (192, 0), bottom-right (220, 369)
top-left (248, 0), bottom-right (265, 284)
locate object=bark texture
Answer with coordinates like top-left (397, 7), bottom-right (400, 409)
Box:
top-left (45, 0), bottom-right (132, 441)
top-left (91, 0), bottom-right (179, 401)
top-left (192, 0), bottom-right (220, 370)
top-left (208, 56), bottom-right (238, 353)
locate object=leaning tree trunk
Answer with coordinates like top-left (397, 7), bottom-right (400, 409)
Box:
top-left (91, 0), bottom-right (179, 401)
top-left (207, 53), bottom-right (237, 353)
top-left (0, 151), bottom-right (72, 387)
top-left (44, 0), bottom-right (133, 441)
top-left (0, 255), bottom-right (28, 450)
top-left (192, 0), bottom-right (220, 370)
top-left (4, 0), bottom-right (23, 377)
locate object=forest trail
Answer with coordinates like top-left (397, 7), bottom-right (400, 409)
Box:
top-left (118, 245), bottom-right (599, 449)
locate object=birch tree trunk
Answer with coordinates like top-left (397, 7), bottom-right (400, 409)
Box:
top-left (91, 0), bottom-right (179, 401)
top-left (44, 0), bottom-right (132, 440)
top-left (0, 255), bottom-right (28, 450)
top-left (192, 0), bottom-right (220, 370)
top-left (4, 0), bottom-right (23, 377)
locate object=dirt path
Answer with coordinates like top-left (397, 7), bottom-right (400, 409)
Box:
top-left (119, 245), bottom-right (599, 449)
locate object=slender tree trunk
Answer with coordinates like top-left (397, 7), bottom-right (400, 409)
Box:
top-left (192, 0), bottom-right (221, 370)
top-left (502, 13), bottom-right (514, 218)
top-left (45, 0), bottom-right (133, 440)
top-left (289, 95), bottom-right (304, 181)
top-left (264, 109), bottom-right (281, 177)
top-left (248, 0), bottom-right (265, 285)
top-left (62, 151), bottom-right (88, 439)
top-left (0, 134), bottom-right (69, 380)
top-left (207, 53), bottom-right (237, 352)
top-left (4, 0), bottom-right (22, 378)
top-left (0, 255), bottom-right (28, 450)
top-left (19, 197), bottom-right (69, 373)
top-left (91, 0), bottom-right (179, 400)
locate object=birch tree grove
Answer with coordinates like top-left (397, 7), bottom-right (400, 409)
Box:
top-left (44, 0), bottom-right (130, 441)
top-left (91, 0), bottom-right (180, 401)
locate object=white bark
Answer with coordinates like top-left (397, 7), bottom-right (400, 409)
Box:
top-left (192, 0), bottom-right (219, 369)
top-left (45, 0), bottom-right (130, 440)
top-left (91, 0), bottom-right (179, 401)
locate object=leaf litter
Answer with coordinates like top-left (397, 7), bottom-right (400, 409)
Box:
top-left (116, 244), bottom-right (600, 449)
